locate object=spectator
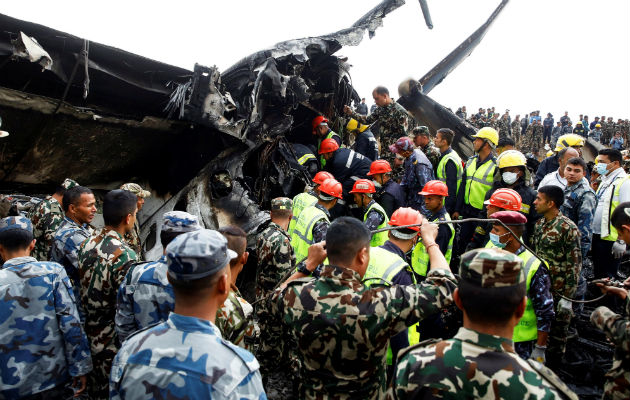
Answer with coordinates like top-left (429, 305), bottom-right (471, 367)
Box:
top-left (543, 113), bottom-right (554, 144)
top-left (355, 98), bottom-right (368, 116)
top-left (611, 131), bottom-right (624, 150)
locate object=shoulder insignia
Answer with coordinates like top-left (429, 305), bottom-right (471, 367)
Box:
top-left (526, 359), bottom-right (578, 400)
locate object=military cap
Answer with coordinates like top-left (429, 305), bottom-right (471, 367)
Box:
top-left (61, 178), bottom-right (79, 190)
top-left (459, 248), bottom-right (525, 288)
top-left (166, 229), bottom-right (237, 281)
top-left (161, 211), bottom-right (202, 233)
top-left (389, 137), bottom-right (414, 153)
top-left (491, 210), bottom-right (527, 226)
top-left (120, 183), bottom-right (151, 198)
top-left (271, 197), bottom-right (292, 210)
top-left (0, 215), bottom-right (33, 233)
top-left (411, 126), bottom-right (430, 136)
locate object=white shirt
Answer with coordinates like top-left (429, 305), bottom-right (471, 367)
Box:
top-left (538, 170), bottom-right (566, 189)
top-left (593, 168), bottom-right (630, 234)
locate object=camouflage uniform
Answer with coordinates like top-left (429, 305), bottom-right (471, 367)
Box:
top-left (28, 178), bottom-right (79, 260)
top-left (560, 179), bottom-right (596, 259)
top-left (531, 212), bottom-right (582, 360)
top-left (497, 117), bottom-right (510, 140)
top-left (511, 119), bottom-right (522, 146)
top-left (263, 264), bottom-right (456, 399)
top-left (110, 229), bottom-right (265, 399)
top-left (255, 221), bottom-right (295, 302)
top-left (591, 297), bottom-right (630, 400)
top-left (420, 142), bottom-right (441, 172)
top-left (216, 285), bottom-right (256, 350)
top-left (604, 120), bottom-right (616, 144)
top-left (350, 101), bottom-right (410, 165)
top-left (115, 211), bottom-right (202, 342)
top-left (78, 227), bottom-right (137, 399)
top-left (523, 123), bottom-right (544, 153)
top-left (0, 216), bottom-right (92, 399)
top-left (120, 183), bottom-right (151, 260)
top-left (387, 248), bottom-right (577, 400)
top-left (50, 216), bottom-right (92, 318)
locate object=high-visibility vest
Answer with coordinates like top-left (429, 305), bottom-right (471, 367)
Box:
top-left (290, 205), bottom-right (329, 264)
top-left (411, 211), bottom-right (454, 277)
top-left (436, 150), bottom-right (463, 197)
top-left (365, 202), bottom-right (389, 247)
top-left (288, 192), bottom-right (317, 236)
top-left (513, 251), bottom-right (542, 343)
top-left (298, 153), bottom-right (317, 166)
top-left (463, 156), bottom-right (496, 210)
top-left (318, 131), bottom-right (341, 168)
top-left (363, 247), bottom-right (419, 364)
top-left (600, 175), bottom-right (630, 241)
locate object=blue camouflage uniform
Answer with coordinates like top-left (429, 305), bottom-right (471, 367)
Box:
top-left (110, 229), bottom-right (266, 399)
top-left (115, 211), bottom-right (202, 342)
top-left (0, 216), bottom-right (92, 398)
top-left (50, 216), bottom-right (91, 318)
top-left (560, 179), bottom-right (596, 259)
top-left (401, 149), bottom-right (435, 215)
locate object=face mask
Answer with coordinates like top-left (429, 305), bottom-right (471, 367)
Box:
top-left (502, 172), bottom-right (519, 185)
top-left (373, 180), bottom-right (382, 189)
top-left (596, 162), bottom-right (608, 176)
top-left (489, 232), bottom-right (508, 249)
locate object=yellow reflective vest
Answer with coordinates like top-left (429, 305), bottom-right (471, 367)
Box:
top-left (290, 205), bottom-right (329, 264)
top-left (365, 201), bottom-right (389, 247)
top-left (288, 191), bottom-right (317, 237)
top-left (513, 250), bottom-right (542, 343)
top-left (411, 211), bottom-right (454, 277)
top-left (437, 150), bottom-right (463, 197)
top-left (463, 155), bottom-right (496, 210)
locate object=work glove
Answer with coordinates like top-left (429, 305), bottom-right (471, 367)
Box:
top-left (529, 344), bottom-right (547, 364)
top-left (612, 240), bottom-right (627, 259)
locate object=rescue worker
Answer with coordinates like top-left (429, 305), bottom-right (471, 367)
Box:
top-left (120, 182), bottom-right (151, 261)
top-left (389, 136), bottom-right (435, 215)
top-left (312, 115), bottom-right (341, 168)
top-left (590, 123), bottom-right (603, 143)
top-left (291, 143), bottom-right (319, 179)
top-left (349, 178), bottom-right (389, 247)
top-left (485, 211), bottom-right (555, 362)
top-left (290, 178), bottom-right (342, 264)
top-left (434, 128), bottom-right (463, 215)
top-left (592, 148), bottom-right (630, 279)
top-left (411, 180), bottom-right (455, 279)
top-left (573, 121), bottom-right (586, 138)
top-left (368, 159), bottom-right (405, 217)
top-left (468, 188), bottom-right (523, 250)
top-left (389, 248), bottom-right (577, 400)
top-left (535, 133), bottom-right (585, 187)
top-left (288, 170), bottom-right (334, 236)
top-left (497, 136), bottom-right (516, 154)
top-left (412, 126), bottom-right (440, 171)
top-left (346, 118), bottom-right (378, 161)
top-left (454, 127), bottom-right (499, 255)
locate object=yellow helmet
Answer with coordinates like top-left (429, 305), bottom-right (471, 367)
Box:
top-left (472, 127), bottom-right (499, 146)
top-left (497, 150), bottom-right (527, 169)
top-left (546, 150), bottom-right (554, 157)
top-left (595, 123), bottom-right (602, 128)
top-left (554, 133), bottom-right (585, 152)
top-left (346, 118), bottom-right (368, 133)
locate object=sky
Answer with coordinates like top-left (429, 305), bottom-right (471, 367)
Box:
top-left (3, 0), bottom-right (629, 121)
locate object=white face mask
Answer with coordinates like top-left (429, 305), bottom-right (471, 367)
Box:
top-left (502, 171), bottom-right (519, 185)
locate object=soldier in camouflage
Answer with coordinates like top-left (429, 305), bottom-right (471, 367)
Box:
top-left (388, 248), bottom-right (577, 400)
top-left (497, 113), bottom-right (511, 141)
top-left (50, 186), bottom-right (96, 319)
top-left (411, 126), bottom-right (440, 171)
top-left (110, 229), bottom-right (266, 399)
top-left (523, 119), bottom-right (544, 155)
top-left (115, 211), bottom-right (202, 342)
top-left (532, 185), bottom-right (582, 364)
top-left (511, 115), bottom-right (522, 147)
top-left (120, 182), bottom-right (151, 261)
top-left (344, 86), bottom-right (410, 166)
top-left (0, 216), bottom-right (92, 399)
top-left (263, 216), bottom-right (457, 399)
top-left (28, 177), bottom-right (79, 260)
top-left (604, 117), bottom-right (616, 144)
top-left (78, 189), bottom-right (138, 399)
top-left (215, 225), bottom-right (256, 350)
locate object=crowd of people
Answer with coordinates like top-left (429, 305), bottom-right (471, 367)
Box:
top-left (1, 85), bottom-right (629, 400)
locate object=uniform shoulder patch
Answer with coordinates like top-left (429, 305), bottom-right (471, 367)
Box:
top-left (526, 359), bottom-right (578, 400)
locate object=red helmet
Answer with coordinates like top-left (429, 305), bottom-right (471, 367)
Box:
top-left (367, 159), bottom-right (392, 175)
top-left (319, 178), bottom-right (343, 199)
top-left (484, 188), bottom-right (522, 211)
top-left (350, 179), bottom-right (376, 194)
top-left (312, 116), bottom-right (329, 134)
top-left (319, 138), bottom-right (340, 154)
top-left (313, 171), bottom-right (334, 185)
top-left (389, 207), bottom-right (422, 232)
top-left (419, 180), bottom-right (448, 197)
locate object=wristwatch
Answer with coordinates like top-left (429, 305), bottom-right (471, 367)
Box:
top-left (297, 262), bottom-right (311, 275)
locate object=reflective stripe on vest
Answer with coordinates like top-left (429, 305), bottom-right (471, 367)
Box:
top-left (411, 212), bottom-right (455, 277)
top-left (363, 247), bottom-right (419, 364)
top-left (365, 202), bottom-right (389, 247)
top-left (288, 192), bottom-right (318, 237)
top-left (601, 175), bottom-right (630, 241)
top-left (513, 252), bottom-right (541, 343)
top-left (463, 157), bottom-right (496, 210)
top-left (298, 153), bottom-right (316, 165)
top-left (290, 205), bottom-right (329, 264)
top-left (437, 151), bottom-right (463, 196)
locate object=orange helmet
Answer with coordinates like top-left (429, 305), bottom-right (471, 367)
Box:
top-left (319, 178), bottom-right (343, 199)
top-left (367, 159), bottom-right (392, 175)
top-left (389, 207), bottom-right (422, 232)
top-left (483, 188), bottom-right (522, 211)
top-left (319, 138), bottom-right (340, 154)
top-left (312, 116), bottom-right (329, 134)
top-left (313, 171), bottom-right (334, 185)
top-left (419, 180), bottom-right (448, 197)
top-left (350, 179), bottom-right (376, 194)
